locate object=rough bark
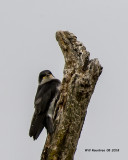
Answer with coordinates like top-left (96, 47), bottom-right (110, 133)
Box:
top-left (41, 31), bottom-right (103, 160)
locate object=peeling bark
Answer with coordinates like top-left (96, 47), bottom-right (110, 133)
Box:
top-left (41, 31), bottom-right (103, 160)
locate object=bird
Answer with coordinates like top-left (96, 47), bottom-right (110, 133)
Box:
top-left (29, 70), bottom-right (61, 140)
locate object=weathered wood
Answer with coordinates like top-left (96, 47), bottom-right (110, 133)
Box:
top-left (41, 31), bottom-right (103, 160)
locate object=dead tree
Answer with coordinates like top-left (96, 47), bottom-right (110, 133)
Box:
top-left (41, 31), bottom-right (103, 160)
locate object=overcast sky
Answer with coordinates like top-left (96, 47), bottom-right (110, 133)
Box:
top-left (0, 0), bottom-right (128, 160)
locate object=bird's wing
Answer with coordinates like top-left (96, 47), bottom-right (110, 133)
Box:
top-left (34, 85), bottom-right (52, 113)
top-left (29, 87), bottom-right (52, 140)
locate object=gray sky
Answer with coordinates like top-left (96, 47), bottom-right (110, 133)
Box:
top-left (0, 0), bottom-right (128, 159)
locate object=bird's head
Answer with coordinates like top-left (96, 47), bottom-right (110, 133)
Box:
top-left (38, 70), bottom-right (54, 85)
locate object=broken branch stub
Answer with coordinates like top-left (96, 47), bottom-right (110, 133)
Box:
top-left (41, 31), bottom-right (103, 160)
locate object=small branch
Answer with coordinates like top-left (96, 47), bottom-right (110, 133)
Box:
top-left (41, 31), bottom-right (103, 160)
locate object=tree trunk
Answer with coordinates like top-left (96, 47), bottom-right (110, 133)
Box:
top-left (41, 31), bottom-right (103, 160)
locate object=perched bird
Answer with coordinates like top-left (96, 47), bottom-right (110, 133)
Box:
top-left (29, 70), bottom-right (61, 140)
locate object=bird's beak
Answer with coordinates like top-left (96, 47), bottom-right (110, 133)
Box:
top-left (42, 74), bottom-right (54, 80)
top-left (43, 76), bottom-right (47, 79)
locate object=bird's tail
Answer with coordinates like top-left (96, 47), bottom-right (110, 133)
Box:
top-left (29, 113), bottom-right (45, 140)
